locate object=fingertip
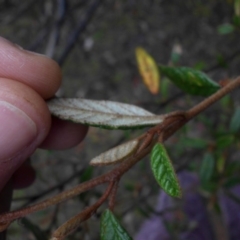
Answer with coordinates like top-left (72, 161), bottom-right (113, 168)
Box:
top-left (24, 52), bottom-right (62, 99)
top-left (0, 37), bottom-right (62, 99)
top-left (0, 79), bottom-right (51, 191)
top-left (40, 117), bottom-right (88, 150)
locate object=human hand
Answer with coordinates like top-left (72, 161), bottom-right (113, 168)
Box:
top-left (0, 37), bottom-right (88, 192)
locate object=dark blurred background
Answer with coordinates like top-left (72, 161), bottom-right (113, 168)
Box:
top-left (1, 0), bottom-right (240, 239)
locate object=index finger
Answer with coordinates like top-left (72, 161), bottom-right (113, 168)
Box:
top-left (0, 37), bottom-right (61, 99)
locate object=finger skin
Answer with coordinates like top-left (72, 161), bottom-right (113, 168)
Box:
top-left (0, 37), bottom-right (61, 99)
top-left (0, 37), bottom-right (88, 150)
top-left (40, 117), bottom-right (88, 150)
top-left (0, 37), bottom-right (88, 191)
top-left (0, 79), bottom-right (51, 191)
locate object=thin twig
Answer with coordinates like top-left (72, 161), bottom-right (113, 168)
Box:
top-left (51, 181), bottom-right (114, 240)
top-left (57, 0), bottom-right (103, 66)
top-left (0, 175), bottom-right (108, 225)
top-left (186, 77), bottom-right (240, 120)
top-left (13, 168), bottom-right (85, 203)
top-left (1, 76), bottom-right (240, 235)
top-left (108, 180), bottom-right (119, 211)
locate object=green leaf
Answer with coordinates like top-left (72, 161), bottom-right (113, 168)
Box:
top-left (159, 65), bottom-right (220, 96)
top-left (160, 77), bottom-right (170, 100)
top-left (100, 209), bottom-right (132, 240)
top-left (216, 155), bottom-right (225, 174)
top-left (232, 15), bottom-right (240, 27)
top-left (223, 176), bottom-right (240, 189)
top-left (180, 137), bottom-right (208, 149)
top-left (217, 23), bottom-right (235, 35)
top-left (150, 143), bottom-right (181, 198)
top-left (216, 134), bottom-right (235, 149)
top-left (235, 0), bottom-right (240, 17)
top-left (199, 153), bottom-right (215, 184)
top-left (230, 107), bottom-right (240, 133)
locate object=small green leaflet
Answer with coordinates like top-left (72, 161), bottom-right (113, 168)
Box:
top-left (150, 143), bottom-right (181, 198)
top-left (159, 65), bottom-right (220, 96)
top-left (100, 209), bottom-right (132, 240)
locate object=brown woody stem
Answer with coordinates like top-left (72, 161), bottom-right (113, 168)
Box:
top-left (0, 142), bottom-right (155, 225)
top-left (51, 181), bottom-right (114, 240)
top-left (108, 180), bottom-right (119, 211)
top-left (1, 76), bottom-right (240, 232)
top-left (186, 77), bottom-right (240, 120)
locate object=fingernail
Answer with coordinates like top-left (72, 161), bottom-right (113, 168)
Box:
top-left (0, 101), bottom-right (37, 161)
top-left (15, 43), bottom-right (49, 58)
top-left (0, 37), bottom-right (48, 58)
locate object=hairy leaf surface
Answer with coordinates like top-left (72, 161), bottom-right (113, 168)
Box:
top-left (159, 65), bottom-right (220, 96)
top-left (47, 98), bottom-right (164, 129)
top-left (136, 47), bottom-right (160, 94)
top-left (101, 209), bottom-right (132, 240)
top-left (151, 143), bottom-right (181, 198)
top-left (90, 139), bottom-right (139, 166)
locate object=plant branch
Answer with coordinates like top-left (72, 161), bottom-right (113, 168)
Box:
top-left (1, 76), bottom-right (240, 236)
top-left (186, 77), bottom-right (240, 120)
top-left (57, 0), bottom-right (103, 66)
top-left (0, 174), bottom-right (108, 225)
top-left (51, 181), bottom-right (114, 240)
top-left (0, 135), bottom-right (156, 226)
top-left (108, 180), bottom-right (119, 211)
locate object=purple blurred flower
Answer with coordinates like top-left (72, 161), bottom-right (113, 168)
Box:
top-left (135, 171), bottom-right (214, 240)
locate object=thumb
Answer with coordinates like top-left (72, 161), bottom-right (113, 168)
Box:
top-left (0, 78), bottom-right (51, 191)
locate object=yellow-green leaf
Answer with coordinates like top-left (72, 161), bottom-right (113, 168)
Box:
top-left (235, 0), bottom-right (240, 16)
top-left (150, 143), bottom-right (181, 198)
top-left (135, 47), bottom-right (160, 94)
